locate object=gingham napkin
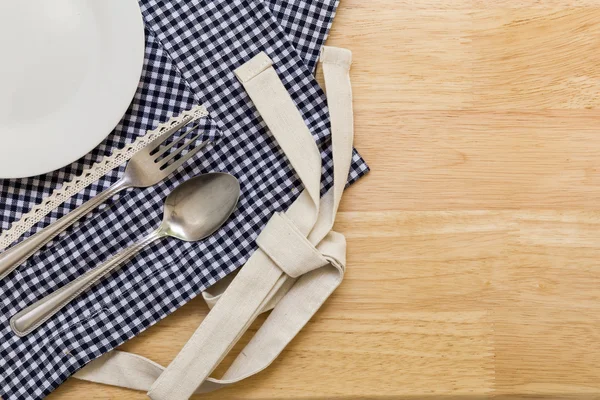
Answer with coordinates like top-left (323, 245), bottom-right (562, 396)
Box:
top-left (0, 1), bottom-right (369, 398)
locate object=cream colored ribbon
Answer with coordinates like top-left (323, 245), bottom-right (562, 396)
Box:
top-left (73, 46), bottom-right (355, 399)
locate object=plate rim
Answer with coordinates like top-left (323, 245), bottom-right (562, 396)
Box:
top-left (0, 0), bottom-right (145, 179)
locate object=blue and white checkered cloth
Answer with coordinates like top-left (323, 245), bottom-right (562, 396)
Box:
top-left (0, 1), bottom-right (369, 398)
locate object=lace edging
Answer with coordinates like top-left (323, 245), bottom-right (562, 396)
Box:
top-left (0, 105), bottom-right (209, 251)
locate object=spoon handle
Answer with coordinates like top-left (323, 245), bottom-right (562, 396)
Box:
top-left (0, 178), bottom-right (132, 282)
top-left (10, 230), bottom-right (164, 337)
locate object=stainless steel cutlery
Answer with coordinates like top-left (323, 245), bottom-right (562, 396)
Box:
top-left (0, 119), bottom-right (209, 281)
top-left (11, 173), bottom-right (240, 336)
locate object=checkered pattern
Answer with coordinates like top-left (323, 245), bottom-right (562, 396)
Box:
top-left (266, 0), bottom-right (341, 72)
top-left (0, 1), bottom-right (368, 398)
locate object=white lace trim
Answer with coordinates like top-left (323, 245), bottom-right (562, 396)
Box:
top-left (0, 105), bottom-right (209, 252)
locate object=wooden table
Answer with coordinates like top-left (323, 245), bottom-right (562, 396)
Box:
top-left (52, 1), bottom-right (600, 398)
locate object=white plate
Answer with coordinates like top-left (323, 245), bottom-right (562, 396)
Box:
top-left (0, 0), bottom-right (144, 178)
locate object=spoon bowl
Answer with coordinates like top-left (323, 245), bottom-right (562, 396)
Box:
top-left (162, 173), bottom-right (240, 241)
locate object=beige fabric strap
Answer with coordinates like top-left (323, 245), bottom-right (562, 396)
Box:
top-left (74, 46), bottom-right (355, 399)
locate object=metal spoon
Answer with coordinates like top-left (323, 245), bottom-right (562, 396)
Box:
top-left (11, 172), bottom-right (240, 337)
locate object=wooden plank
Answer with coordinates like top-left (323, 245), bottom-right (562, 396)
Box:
top-left (344, 110), bottom-right (600, 212)
top-left (494, 211), bottom-right (600, 397)
top-left (472, 8), bottom-right (600, 109)
top-left (330, 6), bottom-right (474, 111)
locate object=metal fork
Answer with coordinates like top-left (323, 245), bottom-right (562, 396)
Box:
top-left (0, 119), bottom-right (209, 280)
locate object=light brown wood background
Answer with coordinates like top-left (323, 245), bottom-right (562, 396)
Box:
top-left (51, 0), bottom-right (600, 398)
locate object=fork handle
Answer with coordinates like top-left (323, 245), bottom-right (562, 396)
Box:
top-left (10, 229), bottom-right (164, 336)
top-left (0, 178), bottom-right (132, 281)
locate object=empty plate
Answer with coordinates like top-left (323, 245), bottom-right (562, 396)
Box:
top-left (0, 0), bottom-right (145, 178)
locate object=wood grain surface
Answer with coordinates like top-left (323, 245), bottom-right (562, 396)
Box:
top-left (51, 0), bottom-right (600, 398)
